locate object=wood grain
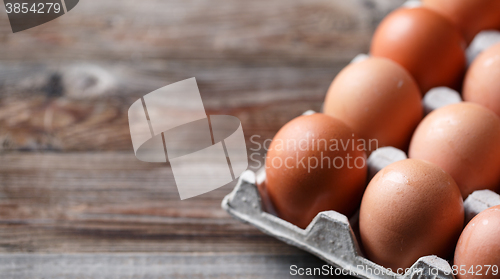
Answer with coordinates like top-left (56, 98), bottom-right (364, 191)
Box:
top-left (0, 253), bottom-right (338, 279)
top-left (0, 0), bottom-right (405, 151)
top-left (0, 152), bottom-right (256, 253)
top-left (0, 64), bottom-right (328, 151)
top-left (0, 152), bottom-right (355, 278)
top-left (0, 0), bottom-right (406, 277)
top-left (0, 0), bottom-right (402, 62)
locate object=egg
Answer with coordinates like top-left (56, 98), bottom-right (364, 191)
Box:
top-left (409, 102), bottom-right (500, 198)
top-left (323, 57), bottom-right (422, 152)
top-left (359, 159), bottom-right (464, 270)
top-left (370, 7), bottom-right (466, 94)
top-left (263, 113), bottom-right (367, 229)
top-left (423, 0), bottom-right (500, 44)
top-left (463, 43), bottom-right (500, 118)
top-left (454, 205), bottom-right (500, 279)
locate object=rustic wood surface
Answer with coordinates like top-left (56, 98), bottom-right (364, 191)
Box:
top-left (0, 253), bottom-right (334, 279)
top-left (0, 0), bottom-right (404, 278)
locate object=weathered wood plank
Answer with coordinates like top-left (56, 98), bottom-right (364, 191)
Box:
top-left (0, 0), bottom-right (404, 63)
top-left (0, 1), bottom-right (406, 277)
top-left (0, 152), bottom-right (285, 253)
top-left (0, 62), bottom-right (330, 151)
top-left (0, 253), bottom-right (355, 279)
top-left (0, 0), bottom-right (405, 151)
top-left (0, 152), bottom-right (352, 278)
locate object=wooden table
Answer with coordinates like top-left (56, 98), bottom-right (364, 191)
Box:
top-left (0, 0), bottom-right (404, 277)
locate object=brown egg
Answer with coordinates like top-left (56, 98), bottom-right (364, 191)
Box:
top-left (370, 7), bottom-right (466, 94)
top-left (359, 159), bottom-right (464, 270)
top-left (323, 57), bottom-right (422, 152)
top-left (423, 0), bottom-right (500, 44)
top-left (463, 43), bottom-right (500, 118)
top-left (409, 102), bottom-right (500, 198)
top-left (263, 113), bottom-right (367, 229)
top-left (454, 205), bottom-right (500, 279)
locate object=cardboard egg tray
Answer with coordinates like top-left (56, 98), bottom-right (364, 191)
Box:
top-left (221, 149), bottom-right (500, 279)
top-left (221, 61), bottom-right (500, 279)
top-left (221, 2), bottom-right (500, 276)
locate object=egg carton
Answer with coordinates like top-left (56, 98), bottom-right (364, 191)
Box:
top-left (221, 17), bottom-right (500, 275)
top-left (466, 30), bottom-right (500, 65)
top-left (221, 146), bottom-right (500, 279)
top-left (221, 72), bottom-right (500, 278)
